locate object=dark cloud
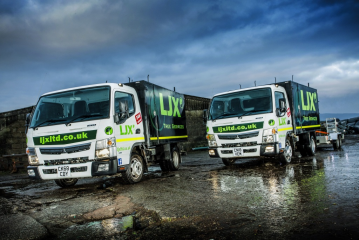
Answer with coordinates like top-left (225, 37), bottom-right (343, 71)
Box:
top-left (0, 0), bottom-right (358, 113)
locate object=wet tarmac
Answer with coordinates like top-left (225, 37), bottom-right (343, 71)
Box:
top-left (1, 135), bottom-right (359, 239)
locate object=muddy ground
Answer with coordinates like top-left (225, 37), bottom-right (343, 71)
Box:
top-left (1, 135), bottom-right (359, 239)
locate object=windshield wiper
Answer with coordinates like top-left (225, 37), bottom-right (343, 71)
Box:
top-left (33, 119), bottom-right (67, 128)
top-left (238, 109), bottom-right (268, 118)
top-left (213, 112), bottom-right (239, 120)
top-left (66, 114), bottom-right (104, 126)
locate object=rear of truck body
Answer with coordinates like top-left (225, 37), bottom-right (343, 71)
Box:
top-left (206, 81), bottom-right (322, 164)
top-left (26, 81), bottom-right (187, 186)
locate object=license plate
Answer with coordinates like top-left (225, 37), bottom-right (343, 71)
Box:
top-left (57, 165), bottom-right (71, 177)
top-left (233, 148), bottom-right (243, 156)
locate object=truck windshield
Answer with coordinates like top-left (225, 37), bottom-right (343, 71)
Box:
top-left (30, 86), bottom-right (110, 128)
top-left (209, 88), bottom-right (272, 120)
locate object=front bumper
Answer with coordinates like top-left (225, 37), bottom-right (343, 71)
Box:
top-left (209, 143), bottom-right (279, 158)
top-left (27, 157), bottom-right (128, 180)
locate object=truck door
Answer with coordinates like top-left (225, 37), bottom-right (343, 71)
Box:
top-left (113, 90), bottom-right (145, 167)
top-left (275, 91), bottom-right (291, 149)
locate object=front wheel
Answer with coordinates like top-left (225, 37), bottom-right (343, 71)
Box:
top-left (279, 139), bottom-right (292, 164)
top-left (222, 158), bottom-right (236, 166)
top-left (54, 178), bottom-right (78, 188)
top-left (121, 153), bottom-right (144, 184)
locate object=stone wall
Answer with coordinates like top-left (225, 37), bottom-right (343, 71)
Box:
top-left (0, 106), bottom-right (33, 170)
top-left (181, 95), bottom-right (210, 151)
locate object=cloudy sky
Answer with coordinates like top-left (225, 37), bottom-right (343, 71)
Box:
top-left (0, 0), bottom-right (358, 114)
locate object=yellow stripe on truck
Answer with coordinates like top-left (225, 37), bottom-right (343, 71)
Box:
top-left (296, 125), bottom-right (321, 129)
top-left (116, 137), bottom-right (145, 142)
top-left (278, 124), bottom-right (320, 132)
top-left (150, 135), bottom-right (188, 140)
top-left (278, 127), bottom-right (293, 132)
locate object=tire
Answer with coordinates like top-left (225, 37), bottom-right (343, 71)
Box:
top-left (168, 146), bottom-right (181, 171)
top-left (160, 146), bottom-right (181, 171)
top-left (222, 158), bottom-right (236, 166)
top-left (279, 138), bottom-right (293, 164)
top-left (54, 178), bottom-right (78, 188)
top-left (305, 136), bottom-right (316, 156)
top-left (121, 153), bottom-right (144, 184)
top-left (333, 136), bottom-right (341, 150)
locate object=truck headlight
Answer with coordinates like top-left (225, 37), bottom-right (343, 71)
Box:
top-left (95, 137), bottom-right (116, 158)
top-left (263, 128), bottom-right (276, 143)
top-left (206, 134), bottom-right (217, 147)
top-left (26, 147), bottom-right (39, 165)
top-left (263, 135), bottom-right (274, 143)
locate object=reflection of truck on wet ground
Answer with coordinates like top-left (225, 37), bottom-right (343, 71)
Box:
top-left (26, 80), bottom-right (187, 187)
top-left (205, 81), bottom-right (325, 165)
top-left (316, 118), bottom-right (344, 150)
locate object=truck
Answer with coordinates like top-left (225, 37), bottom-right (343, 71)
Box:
top-left (25, 80), bottom-right (187, 187)
top-left (316, 118), bottom-right (344, 150)
top-left (205, 81), bottom-right (324, 165)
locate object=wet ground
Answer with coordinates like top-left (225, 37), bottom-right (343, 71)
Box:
top-left (1, 135), bottom-right (359, 239)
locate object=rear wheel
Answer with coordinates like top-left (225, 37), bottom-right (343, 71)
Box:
top-left (54, 178), bottom-right (78, 188)
top-left (222, 158), bottom-right (236, 166)
top-left (160, 146), bottom-right (181, 171)
top-left (279, 138), bottom-right (292, 164)
top-left (168, 146), bottom-right (180, 171)
top-left (121, 153), bottom-right (144, 184)
top-left (305, 136), bottom-right (316, 156)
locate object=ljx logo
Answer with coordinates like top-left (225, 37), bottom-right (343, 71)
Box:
top-left (159, 93), bottom-right (183, 117)
top-left (120, 125), bottom-right (135, 135)
top-left (301, 90), bottom-right (317, 111)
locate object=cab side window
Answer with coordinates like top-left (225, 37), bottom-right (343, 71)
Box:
top-left (275, 92), bottom-right (286, 109)
top-left (114, 92), bottom-right (135, 116)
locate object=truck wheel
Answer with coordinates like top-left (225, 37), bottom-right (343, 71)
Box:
top-left (305, 136), bottom-right (316, 156)
top-left (168, 146), bottom-right (181, 171)
top-left (333, 136), bottom-right (341, 150)
top-left (279, 139), bottom-right (292, 164)
top-left (222, 158), bottom-right (235, 166)
top-left (160, 146), bottom-right (181, 172)
top-left (121, 153), bottom-right (144, 184)
top-left (54, 178), bottom-right (78, 188)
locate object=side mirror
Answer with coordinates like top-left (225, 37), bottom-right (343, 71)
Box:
top-left (115, 100), bottom-right (129, 124)
top-left (276, 99), bottom-right (286, 117)
top-left (25, 113), bottom-right (31, 134)
top-left (203, 109), bottom-right (208, 124)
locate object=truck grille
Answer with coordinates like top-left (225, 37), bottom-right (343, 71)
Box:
top-left (222, 141), bottom-right (257, 148)
top-left (44, 157), bottom-right (90, 166)
top-left (221, 149), bottom-right (257, 154)
top-left (218, 131), bottom-right (259, 140)
top-left (40, 143), bottom-right (91, 155)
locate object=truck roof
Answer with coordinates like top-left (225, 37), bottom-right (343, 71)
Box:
top-left (41, 82), bottom-right (129, 96)
top-left (212, 84), bottom-right (275, 97)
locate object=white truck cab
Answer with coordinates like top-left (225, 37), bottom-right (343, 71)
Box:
top-left (26, 81), bottom-right (187, 187)
top-left (206, 81), bottom-right (321, 165)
